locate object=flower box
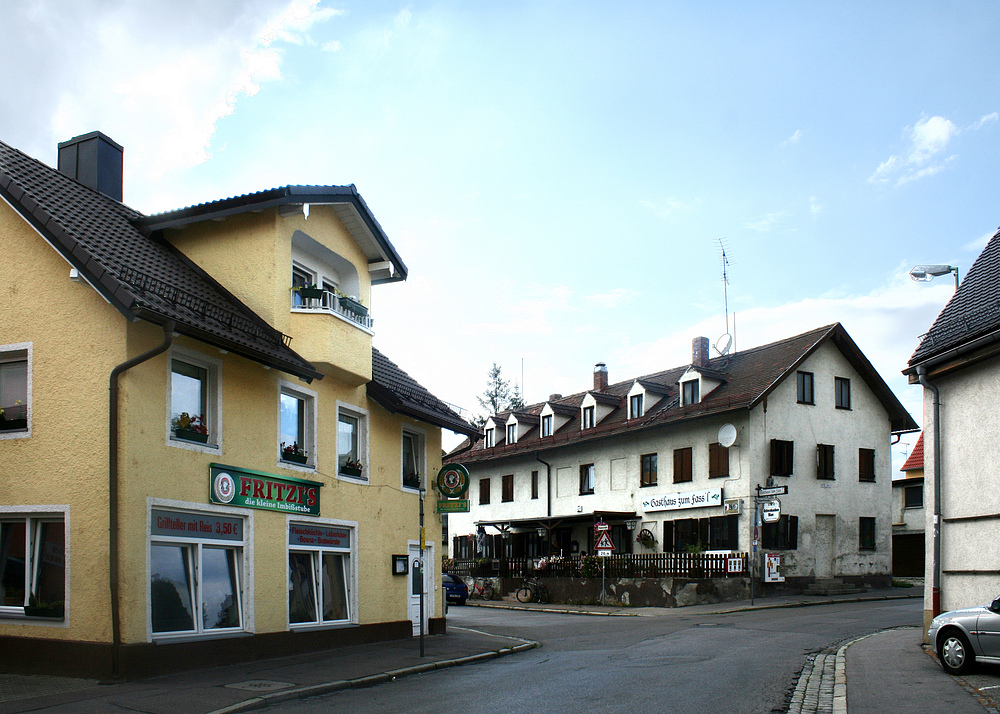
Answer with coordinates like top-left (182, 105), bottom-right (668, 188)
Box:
top-left (296, 287), bottom-right (324, 300)
top-left (0, 418), bottom-right (27, 431)
top-left (282, 452), bottom-right (308, 465)
top-left (340, 465), bottom-right (363, 478)
top-left (339, 297), bottom-right (368, 317)
top-left (174, 428), bottom-right (209, 444)
top-left (24, 605), bottom-right (64, 619)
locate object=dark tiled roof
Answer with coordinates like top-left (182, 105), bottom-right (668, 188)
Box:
top-left (545, 402), bottom-right (578, 417)
top-left (368, 348), bottom-right (477, 437)
top-left (448, 323), bottom-right (917, 463)
top-left (0, 138), bottom-right (322, 381)
top-left (908, 228), bottom-right (1000, 368)
top-left (900, 432), bottom-right (924, 472)
top-left (636, 378), bottom-right (675, 394)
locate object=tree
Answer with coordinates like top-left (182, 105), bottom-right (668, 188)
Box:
top-left (471, 363), bottom-right (525, 429)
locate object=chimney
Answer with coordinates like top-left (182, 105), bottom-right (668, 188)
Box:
top-left (548, 394), bottom-right (562, 401)
top-left (58, 132), bottom-right (124, 202)
top-left (692, 337), bottom-right (709, 368)
top-left (593, 362), bottom-right (608, 392)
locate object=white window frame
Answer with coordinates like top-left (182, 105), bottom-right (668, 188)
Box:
top-left (402, 425), bottom-right (427, 492)
top-left (287, 516), bottom-right (358, 629)
top-left (582, 405), bottom-right (595, 429)
top-left (541, 414), bottom-right (553, 437)
top-left (484, 427), bottom-right (495, 448)
top-left (146, 499), bottom-right (252, 643)
top-left (681, 378), bottom-right (700, 406)
top-left (0, 505), bottom-right (69, 625)
top-left (506, 423), bottom-right (517, 444)
top-left (630, 393), bottom-right (644, 419)
top-left (167, 346), bottom-right (222, 453)
top-left (278, 380), bottom-right (318, 471)
top-left (0, 342), bottom-right (31, 441)
top-left (336, 401), bottom-right (369, 483)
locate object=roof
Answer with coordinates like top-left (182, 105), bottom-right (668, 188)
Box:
top-left (908, 227), bottom-right (1000, 370)
top-left (448, 323), bottom-right (917, 463)
top-left (368, 348), bottom-right (478, 437)
top-left (900, 432), bottom-right (924, 472)
top-left (0, 137), bottom-right (322, 382)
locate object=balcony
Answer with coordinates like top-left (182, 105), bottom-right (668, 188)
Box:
top-left (288, 289), bottom-right (373, 385)
top-left (291, 289), bottom-right (373, 332)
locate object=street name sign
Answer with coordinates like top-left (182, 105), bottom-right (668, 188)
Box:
top-left (757, 485), bottom-right (788, 497)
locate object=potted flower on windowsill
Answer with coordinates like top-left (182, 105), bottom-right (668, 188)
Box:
top-left (171, 412), bottom-right (209, 443)
top-left (335, 290), bottom-right (368, 317)
top-left (281, 441), bottom-right (309, 465)
top-left (340, 458), bottom-right (363, 478)
top-left (292, 283), bottom-right (324, 300)
top-left (0, 401), bottom-right (27, 431)
top-left (24, 594), bottom-right (64, 619)
top-left (403, 471), bottom-right (421, 490)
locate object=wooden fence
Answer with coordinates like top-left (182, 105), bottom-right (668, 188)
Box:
top-left (445, 552), bottom-right (747, 580)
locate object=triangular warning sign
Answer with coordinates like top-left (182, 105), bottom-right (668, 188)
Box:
top-left (594, 531), bottom-right (615, 551)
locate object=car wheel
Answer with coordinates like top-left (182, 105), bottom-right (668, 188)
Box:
top-left (940, 630), bottom-right (975, 675)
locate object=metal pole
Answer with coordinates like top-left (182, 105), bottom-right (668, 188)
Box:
top-left (419, 487), bottom-right (425, 657)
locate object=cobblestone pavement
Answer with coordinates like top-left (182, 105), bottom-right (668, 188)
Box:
top-left (0, 672), bottom-right (96, 705)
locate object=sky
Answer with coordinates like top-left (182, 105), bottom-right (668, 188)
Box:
top-left (3, 1), bottom-right (998, 467)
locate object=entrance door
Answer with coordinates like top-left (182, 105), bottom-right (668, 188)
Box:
top-left (407, 543), bottom-right (434, 633)
top-left (814, 515), bottom-right (836, 578)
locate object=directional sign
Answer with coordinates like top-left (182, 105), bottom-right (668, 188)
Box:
top-left (594, 520), bottom-right (609, 536)
top-left (594, 531), bottom-right (615, 552)
top-left (757, 485), bottom-right (788, 497)
top-left (762, 499), bottom-right (781, 523)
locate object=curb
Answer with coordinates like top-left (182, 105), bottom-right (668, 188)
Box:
top-left (206, 641), bottom-right (539, 714)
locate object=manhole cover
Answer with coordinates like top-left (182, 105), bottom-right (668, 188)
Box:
top-left (225, 680), bottom-right (295, 692)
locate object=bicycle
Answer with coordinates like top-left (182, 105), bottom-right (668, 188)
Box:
top-left (469, 578), bottom-right (495, 601)
top-left (515, 577), bottom-right (550, 604)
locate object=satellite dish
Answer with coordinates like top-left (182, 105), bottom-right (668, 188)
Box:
top-left (715, 333), bottom-right (733, 356)
top-left (718, 423), bottom-right (738, 448)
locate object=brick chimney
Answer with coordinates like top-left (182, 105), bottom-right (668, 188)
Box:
top-left (58, 131), bottom-right (124, 202)
top-left (692, 337), bottom-right (709, 368)
top-left (593, 362), bottom-right (608, 392)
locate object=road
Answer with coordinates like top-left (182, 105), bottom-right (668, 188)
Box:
top-left (275, 598), bottom-right (921, 713)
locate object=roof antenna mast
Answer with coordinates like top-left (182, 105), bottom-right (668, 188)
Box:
top-left (716, 238), bottom-right (733, 356)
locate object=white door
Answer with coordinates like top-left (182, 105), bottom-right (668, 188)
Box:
top-left (408, 543), bottom-right (434, 633)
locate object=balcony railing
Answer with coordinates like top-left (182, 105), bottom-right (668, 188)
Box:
top-left (292, 289), bottom-right (373, 330)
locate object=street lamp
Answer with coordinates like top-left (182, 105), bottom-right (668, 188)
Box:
top-left (910, 264), bottom-right (959, 291)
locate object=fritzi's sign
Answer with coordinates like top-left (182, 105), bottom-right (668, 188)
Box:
top-left (210, 463), bottom-right (322, 516)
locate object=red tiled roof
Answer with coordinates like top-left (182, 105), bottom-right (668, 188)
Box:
top-left (900, 432), bottom-right (924, 472)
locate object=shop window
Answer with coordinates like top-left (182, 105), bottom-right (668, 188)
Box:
top-left (337, 405), bottom-right (367, 480)
top-left (709, 442), bottom-right (729, 478)
top-left (402, 428), bottom-right (425, 490)
top-left (0, 344), bottom-right (29, 437)
top-left (640, 453), bottom-right (657, 487)
top-left (279, 381), bottom-right (316, 468)
top-left (288, 523), bottom-right (352, 626)
top-left (0, 513), bottom-right (65, 618)
top-left (673, 447), bottom-right (693, 483)
top-left (169, 349), bottom-right (220, 449)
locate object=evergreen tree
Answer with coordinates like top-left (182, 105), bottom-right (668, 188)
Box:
top-left (471, 363), bottom-right (525, 429)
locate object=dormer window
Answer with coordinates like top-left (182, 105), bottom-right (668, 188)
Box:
top-left (629, 394), bottom-right (644, 419)
top-left (682, 380), bottom-right (699, 405)
top-left (484, 428), bottom-right (495, 448)
top-left (541, 414), bottom-right (553, 437)
top-left (506, 423), bottom-right (517, 444)
top-left (582, 405), bottom-right (595, 429)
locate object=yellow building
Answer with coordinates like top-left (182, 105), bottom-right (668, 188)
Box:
top-left (0, 132), bottom-right (475, 678)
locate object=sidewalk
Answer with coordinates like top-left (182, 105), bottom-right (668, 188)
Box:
top-left (0, 587), bottom-right (992, 714)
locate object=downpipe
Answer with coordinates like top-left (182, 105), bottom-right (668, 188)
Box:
top-left (916, 364), bottom-right (942, 616)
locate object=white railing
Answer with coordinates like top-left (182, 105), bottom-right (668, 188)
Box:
top-left (292, 290), bottom-right (373, 330)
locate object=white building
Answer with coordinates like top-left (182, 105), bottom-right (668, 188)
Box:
top-left (448, 324), bottom-right (917, 589)
top-left (891, 432), bottom-right (925, 577)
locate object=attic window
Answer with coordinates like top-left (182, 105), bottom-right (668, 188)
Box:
top-left (629, 394), bottom-right (643, 419)
top-left (484, 428), bottom-right (495, 448)
top-left (582, 406), bottom-right (595, 429)
top-left (682, 380), bottom-right (699, 405)
top-left (506, 423), bottom-right (516, 444)
top-left (541, 414), bottom-right (553, 437)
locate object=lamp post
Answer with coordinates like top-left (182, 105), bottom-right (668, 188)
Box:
top-left (910, 264), bottom-right (959, 291)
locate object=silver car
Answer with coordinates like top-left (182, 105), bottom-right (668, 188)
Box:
top-left (927, 596), bottom-right (1000, 675)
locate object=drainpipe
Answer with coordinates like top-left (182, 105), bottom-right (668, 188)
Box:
top-left (109, 321), bottom-right (174, 679)
top-left (535, 453), bottom-right (552, 552)
top-left (916, 364), bottom-right (942, 616)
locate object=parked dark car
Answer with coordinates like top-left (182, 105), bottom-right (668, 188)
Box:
top-left (442, 573), bottom-right (468, 605)
top-left (927, 595), bottom-right (1000, 674)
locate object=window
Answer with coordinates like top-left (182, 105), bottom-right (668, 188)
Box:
top-left (531, 470), bottom-right (539, 500)
top-left (149, 508), bottom-right (244, 636)
top-left (630, 394), bottom-right (643, 419)
top-left (502, 474), bottom-right (514, 502)
top-left (506, 423), bottom-right (517, 444)
top-left (709, 442), bottom-right (729, 478)
top-left (402, 429), bottom-right (425, 490)
top-left (708, 515), bottom-right (739, 551)
top-left (170, 350), bottom-right (220, 448)
top-left (673, 447), bottom-right (693, 483)
top-left (0, 345), bottom-right (29, 435)
top-left (761, 515), bottom-right (798, 550)
top-left (682, 380), bottom-right (699, 405)
top-left (337, 406), bottom-right (367, 480)
top-left (541, 414), bottom-right (553, 437)
top-left (279, 382), bottom-right (316, 467)
top-left (484, 428), bottom-right (495, 448)
top-left (582, 406), bottom-right (595, 429)
top-left (859, 517), bottom-right (876, 551)
top-left (640, 453), bottom-right (657, 487)
top-left (579, 464), bottom-right (595, 495)
top-left (291, 265), bottom-right (314, 307)
top-left (835, 377), bottom-right (851, 409)
top-left (816, 444), bottom-right (835, 480)
top-left (479, 478), bottom-right (491, 505)
top-left (904, 484), bottom-right (923, 509)
top-left (859, 448), bottom-right (876, 482)
top-left (770, 439), bottom-right (794, 476)
top-left (0, 513), bottom-right (65, 618)
top-left (288, 523), bottom-right (352, 626)
top-left (796, 371), bottom-right (814, 404)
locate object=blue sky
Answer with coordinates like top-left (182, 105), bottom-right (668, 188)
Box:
top-left (3, 1), bottom-right (998, 463)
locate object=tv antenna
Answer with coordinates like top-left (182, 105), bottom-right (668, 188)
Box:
top-left (716, 238), bottom-right (733, 356)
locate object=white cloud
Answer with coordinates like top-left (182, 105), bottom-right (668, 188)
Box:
top-left (869, 115), bottom-right (959, 186)
top-left (639, 197), bottom-right (690, 219)
top-left (964, 228), bottom-right (998, 253)
top-left (969, 112), bottom-right (998, 130)
top-left (744, 211), bottom-right (790, 233)
top-left (782, 129), bottom-right (802, 146)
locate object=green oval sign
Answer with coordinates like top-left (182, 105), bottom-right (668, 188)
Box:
top-left (436, 464), bottom-right (470, 498)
